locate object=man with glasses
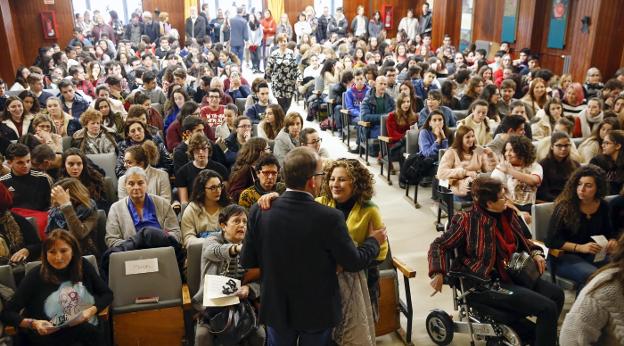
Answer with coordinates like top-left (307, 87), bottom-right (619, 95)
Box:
top-left (300, 128), bottom-right (329, 159)
top-left (175, 133), bottom-right (229, 205)
top-left (241, 147), bottom-right (386, 346)
top-left (200, 88), bottom-right (225, 129)
top-left (383, 66), bottom-right (400, 99)
top-left (239, 154), bottom-right (285, 208)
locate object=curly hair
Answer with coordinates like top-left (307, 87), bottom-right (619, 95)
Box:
top-left (190, 169), bottom-right (230, 207)
top-left (321, 159), bottom-right (374, 204)
top-left (554, 164), bottom-right (607, 234)
top-left (504, 135), bottom-right (536, 166)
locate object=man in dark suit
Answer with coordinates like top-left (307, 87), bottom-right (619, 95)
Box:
top-left (229, 7), bottom-right (249, 65)
top-left (241, 147), bottom-right (386, 345)
top-left (142, 11), bottom-right (160, 44)
top-left (185, 7), bottom-right (206, 43)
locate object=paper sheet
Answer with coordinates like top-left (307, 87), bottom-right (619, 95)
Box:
top-left (591, 235), bottom-right (608, 263)
top-left (202, 275), bottom-right (240, 307)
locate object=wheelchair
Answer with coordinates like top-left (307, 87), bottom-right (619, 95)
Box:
top-left (426, 253), bottom-right (532, 346)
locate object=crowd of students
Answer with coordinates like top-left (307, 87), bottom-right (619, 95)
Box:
top-left (0, 2), bottom-right (623, 345)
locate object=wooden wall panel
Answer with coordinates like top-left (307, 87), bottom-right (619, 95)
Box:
top-left (10, 0), bottom-right (75, 68)
top-left (343, 0), bottom-right (422, 40)
top-left (142, 0), bottom-right (186, 44)
top-left (471, 0), bottom-right (503, 44)
top-left (592, 0), bottom-right (624, 80)
top-left (431, 0), bottom-right (462, 49)
top-left (284, 0), bottom-right (314, 30)
top-left (0, 0), bottom-right (24, 84)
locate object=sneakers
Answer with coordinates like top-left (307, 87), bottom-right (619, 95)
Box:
top-left (348, 148), bottom-right (360, 154)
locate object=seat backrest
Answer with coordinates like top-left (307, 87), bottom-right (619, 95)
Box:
top-left (95, 210), bottom-right (108, 255)
top-left (235, 98), bottom-right (246, 116)
top-left (453, 110), bottom-right (468, 122)
top-left (380, 114), bottom-right (389, 137)
top-left (531, 202), bottom-right (555, 241)
top-left (62, 136), bottom-right (72, 151)
top-left (605, 194), bottom-right (617, 203)
top-left (0, 265), bottom-right (16, 290)
top-left (25, 255), bottom-right (99, 275)
top-left (103, 176), bottom-right (118, 202)
top-left (186, 241), bottom-right (204, 297)
top-left (87, 152), bottom-right (117, 178)
top-left (475, 40), bottom-right (492, 55)
top-left (405, 129), bottom-right (420, 155)
top-left (341, 91), bottom-right (347, 108)
top-left (572, 137), bottom-right (584, 148)
top-left (252, 123), bottom-right (258, 137)
top-left (108, 247), bottom-right (182, 311)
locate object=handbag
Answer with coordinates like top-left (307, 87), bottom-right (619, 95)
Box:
top-left (505, 251), bottom-right (541, 289)
top-left (202, 299), bottom-right (257, 345)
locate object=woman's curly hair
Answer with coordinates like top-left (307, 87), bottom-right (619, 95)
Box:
top-left (504, 135), bottom-right (536, 166)
top-left (321, 159), bottom-right (375, 204)
top-left (554, 164), bottom-right (607, 234)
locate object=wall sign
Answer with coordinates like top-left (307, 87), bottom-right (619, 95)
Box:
top-left (547, 0), bottom-right (569, 49)
top-left (501, 0), bottom-right (519, 43)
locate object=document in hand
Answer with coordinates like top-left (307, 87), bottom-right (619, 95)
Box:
top-left (202, 275), bottom-right (241, 307)
top-left (591, 235), bottom-right (609, 263)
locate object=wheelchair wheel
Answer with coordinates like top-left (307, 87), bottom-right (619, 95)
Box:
top-left (486, 324), bottom-right (522, 346)
top-left (426, 310), bottom-right (454, 345)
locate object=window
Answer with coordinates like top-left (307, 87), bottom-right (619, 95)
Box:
top-left (72, 0), bottom-right (143, 24)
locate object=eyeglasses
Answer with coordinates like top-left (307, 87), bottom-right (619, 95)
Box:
top-left (208, 95), bottom-right (220, 99)
top-left (310, 172), bottom-right (325, 179)
top-left (238, 124), bottom-right (252, 129)
top-left (205, 183), bottom-right (224, 191)
top-left (307, 138), bottom-right (322, 145)
top-left (259, 170), bottom-right (278, 177)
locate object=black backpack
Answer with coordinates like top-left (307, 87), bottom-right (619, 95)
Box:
top-left (399, 153), bottom-right (436, 185)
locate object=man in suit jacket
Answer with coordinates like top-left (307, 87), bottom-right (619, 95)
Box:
top-left (241, 147), bottom-right (386, 345)
top-left (186, 7), bottom-right (206, 43)
top-left (229, 7), bottom-right (249, 64)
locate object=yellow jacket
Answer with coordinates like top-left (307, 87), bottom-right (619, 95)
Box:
top-left (316, 196), bottom-right (388, 261)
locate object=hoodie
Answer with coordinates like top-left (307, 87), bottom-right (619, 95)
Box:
top-left (344, 84), bottom-right (370, 120)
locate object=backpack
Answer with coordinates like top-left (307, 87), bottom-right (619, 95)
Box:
top-left (399, 153), bottom-right (436, 185)
top-left (320, 117), bottom-right (335, 131)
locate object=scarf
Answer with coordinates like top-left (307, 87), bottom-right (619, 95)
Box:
top-left (491, 211), bottom-right (518, 283)
top-left (0, 211), bottom-right (24, 255)
top-left (46, 200), bottom-right (97, 234)
top-left (579, 109), bottom-right (604, 138)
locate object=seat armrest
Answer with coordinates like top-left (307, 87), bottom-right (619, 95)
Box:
top-left (182, 284), bottom-right (192, 310)
top-left (532, 240), bottom-right (563, 257)
top-left (328, 99), bottom-right (335, 104)
top-left (392, 257), bottom-right (416, 278)
top-left (340, 109), bottom-right (350, 114)
top-left (447, 271), bottom-right (490, 285)
top-left (357, 121), bottom-right (371, 127)
top-left (378, 136), bottom-right (392, 143)
top-left (99, 306), bottom-right (109, 319)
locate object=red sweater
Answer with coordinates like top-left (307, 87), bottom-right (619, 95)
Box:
top-left (261, 18), bottom-right (277, 40)
top-left (386, 112), bottom-right (413, 142)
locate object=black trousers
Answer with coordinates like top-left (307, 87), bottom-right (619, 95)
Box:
top-left (467, 278), bottom-right (564, 346)
top-left (277, 97), bottom-right (292, 114)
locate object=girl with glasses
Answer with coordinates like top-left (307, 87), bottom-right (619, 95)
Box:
top-left (537, 132), bottom-right (580, 202)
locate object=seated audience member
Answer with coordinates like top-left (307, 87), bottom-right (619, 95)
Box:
top-left (93, 97), bottom-right (124, 139)
top-left (590, 129), bottom-right (624, 195)
top-left (27, 73), bottom-right (53, 108)
top-left (244, 82), bottom-right (271, 124)
top-left (118, 141), bottom-right (172, 202)
top-left (273, 112), bottom-right (303, 166)
top-left (531, 98), bottom-right (564, 141)
top-left (584, 67), bottom-right (604, 99)
top-left (419, 110), bottom-right (450, 163)
top-left (457, 100), bottom-right (493, 146)
top-left (344, 69), bottom-right (370, 123)
top-left (244, 78), bottom-right (277, 110)
top-left (520, 77), bottom-right (549, 117)
top-left (93, 85), bottom-right (127, 120)
top-left (29, 144), bottom-right (58, 178)
top-left (496, 79), bottom-right (517, 117)
top-left (429, 176), bottom-right (564, 346)
top-left (0, 96), bottom-right (34, 141)
top-left (46, 97), bottom-right (81, 137)
top-left (176, 134), bottom-right (228, 204)
top-left (239, 155), bottom-right (285, 209)
top-left (3, 230), bottom-right (112, 346)
top-left (172, 116), bottom-right (211, 173)
top-left (492, 135), bottom-right (542, 216)
top-left (133, 92), bottom-right (164, 132)
top-left (458, 76), bottom-right (483, 110)
top-left (328, 70), bottom-right (354, 129)
top-left (578, 117), bottom-right (620, 164)
top-left (562, 82), bottom-right (587, 118)
top-left (58, 79), bottom-right (91, 121)
top-left (0, 183), bottom-right (41, 265)
top-left (486, 115), bottom-right (527, 160)
top-left (386, 93), bottom-right (418, 163)
top-left (613, 95), bottom-right (624, 127)
top-left (200, 88), bottom-right (226, 129)
top-left (359, 76), bottom-right (396, 156)
top-left (537, 132), bottom-right (580, 202)
top-left (227, 138), bottom-right (270, 202)
top-left (71, 109), bottom-right (117, 155)
top-left (577, 98), bottom-right (605, 138)
top-left (46, 178), bottom-right (99, 258)
top-left (166, 101), bottom-right (215, 151)
top-left (535, 118), bottom-right (582, 162)
top-left (163, 87), bottom-right (188, 135)
top-left (546, 165), bottom-right (617, 290)
top-left (300, 128), bottom-right (330, 160)
top-left (181, 170), bottom-right (231, 247)
top-left (439, 80), bottom-right (460, 110)
top-left (224, 116), bottom-right (253, 169)
top-left (127, 104), bottom-right (163, 143)
top-left (58, 149), bottom-right (109, 212)
top-left (257, 104), bottom-right (285, 141)
top-left (192, 204), bottom-right (265, 346)
top-left (137, 70), bottom-right (167, 106)
top-left (215, 104), bottom-right (237, 141)
top-left (413, 69), bottom-right (439, 100)
top-left (0, 144), bottom-right (52, 234)
top-left (560, 233), bottom-right (624, 345)
top-left (417, 90), bottom-right (456, 128)
top-left (106, 167), bottom-right (180, 248)
top-left (226, 71), bottom-right (251, 100)
top-left (437, 126), bottom-right (497, 198)
top-left (21, 114), bottom-right (63, 154)
top-left (505, 100), bottom-right (534, 139)
top-left (115, 119), bottom-right (172, 177)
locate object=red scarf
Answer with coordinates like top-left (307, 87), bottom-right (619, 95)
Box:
top-left (494, 213), bottom-right (517, 282)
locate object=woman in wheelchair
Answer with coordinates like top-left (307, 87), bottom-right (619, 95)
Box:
top-left (428, 176), bottom-right (564, 346)
top-left (545, 165), bottom-right (618, 290)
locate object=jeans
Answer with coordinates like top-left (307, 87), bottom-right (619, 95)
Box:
top-left (250, 47), bottom-right (260, 70)
top-left (262, 37), bottom-right (274, 69)
top-left (549, 253), bottom-right (605, 290)
top-left (231, 45), bottom-right (244, 64)
top-left (468, 278), bottom-right (564, 346)
top-left (267, 326), bottom-right (331, 346)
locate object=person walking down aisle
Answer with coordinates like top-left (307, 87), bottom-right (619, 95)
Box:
top-left (241, 147), bottom-right (386, 346)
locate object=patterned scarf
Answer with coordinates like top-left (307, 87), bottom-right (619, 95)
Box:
top-left (0, 211), bottom-right (24, 255)
top-left (46, 200), bottom-right (97, 234)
